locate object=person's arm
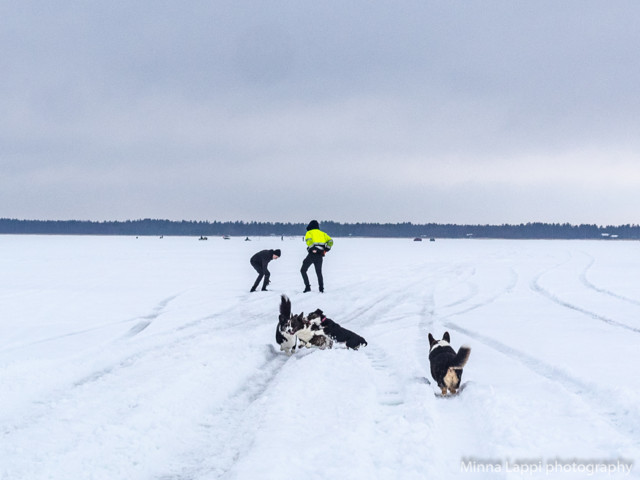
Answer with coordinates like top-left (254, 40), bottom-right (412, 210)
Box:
top-left (324, 233), bottom-right (334, 251)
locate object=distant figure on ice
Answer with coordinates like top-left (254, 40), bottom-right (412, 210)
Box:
top-left (301, 220), bottom-right (333, 293)
top-left (250, 249), bottom-right (281, 292)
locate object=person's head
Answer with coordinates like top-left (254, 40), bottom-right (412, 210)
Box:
top-left (273, 249), bottom-right (281, 259)
top-left (306, 220), bottom-right (319, 231)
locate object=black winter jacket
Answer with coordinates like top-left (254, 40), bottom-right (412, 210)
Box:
top-left (250, 249), bottom-right (277, 271)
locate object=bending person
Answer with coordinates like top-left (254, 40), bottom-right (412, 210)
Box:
top-left (250, 249), bottom-right (281, 292)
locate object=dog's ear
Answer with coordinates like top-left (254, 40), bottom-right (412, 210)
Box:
top-left (428, 333), bottom-right (436, 346)
top-left (443, 331), bottom-right (451, 343)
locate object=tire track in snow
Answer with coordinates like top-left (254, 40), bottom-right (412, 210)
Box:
top-left (363, 345), bottom-right (440, 477)
top-left (531, 264), bottom-right (640, 334)
top-left (443, 321), bottom-right (640, 441)
top-left (4, 294), bottom-right (260, 439)
top-left (160, 346), bottom-right (292, 480)
top-left (4, 322), bottom-right (225, 439)
top-left (580, 254), bottom-right (640, 307)
top-left (0, 292), bottom-right (184, 355)
top-left (363, 344), bottom-right (406, 408)
top-left (123, 293), bottom-right (181, 338)
top-left (440, 265), bottom-right (478, 308)
top-left (176, 274), bottom-right (431, 478)
top-left (428, 256), bottom-right (640, 445)
top-left (437, 267), bottom-right (518, 321)
top-left (441, 281), bottom-right (478, 309)
top-left (344, 287), bottom-right (418, 329)
top-left (337, 263), bottom-right (455, 330)
top-left (173, 292), bottom-right (282, 335)
top-left (74, 297), bottom-right (268, 389)
top-left (3, 290), bottom-right (293, 478)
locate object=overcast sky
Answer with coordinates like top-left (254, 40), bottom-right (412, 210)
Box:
top-left (2, 1), bottom-right (640, 225)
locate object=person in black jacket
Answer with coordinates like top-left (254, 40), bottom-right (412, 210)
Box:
top-left (250, 249), bottom-right (281, 292)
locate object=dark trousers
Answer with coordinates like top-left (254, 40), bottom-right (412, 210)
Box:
top-left (250, 259), bottom-right (270, 289)
top-left (300, 252), bottom-right (324, 290)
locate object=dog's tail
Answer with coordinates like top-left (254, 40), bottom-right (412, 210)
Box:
top-left (451, 345), bottom-right (471, 370)
top-left (279, 294), bottom-right (291, 321)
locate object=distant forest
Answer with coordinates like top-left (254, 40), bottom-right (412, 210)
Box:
top-left (1, 218), bottom-right (639, 239)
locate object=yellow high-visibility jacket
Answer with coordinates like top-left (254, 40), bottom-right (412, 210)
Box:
top-left (305, 229), bottom-right (334, 252)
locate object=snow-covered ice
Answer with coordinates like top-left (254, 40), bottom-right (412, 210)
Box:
top-left (1, 235), bottom-right (639, 479)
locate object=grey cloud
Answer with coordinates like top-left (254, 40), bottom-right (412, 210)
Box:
top-left (2, 1), bottom-right (640, 223)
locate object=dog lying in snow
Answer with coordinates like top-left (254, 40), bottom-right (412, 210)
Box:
top-left (289, 312), bottom-right (333, 350)
top-left (307, 309), bottom-right (368, 350)
top-left (428, 331), bottom-right (471, 395)
top-left (276, 295), bottom-right (332, 354)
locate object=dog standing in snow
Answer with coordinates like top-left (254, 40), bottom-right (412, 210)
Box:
top-left (428, 332), bottom-right (471, 395)
top-left (275, 295), bottom-right (298, 355)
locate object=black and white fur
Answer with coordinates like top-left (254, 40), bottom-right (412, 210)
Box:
top-left (428, 332), bottom-right (471, 395)
top-left (308, 309), bottom-right (368, 350)
top-left (276, 295), bottom-right (332, 354)
top-left (276, 295), bottom-right (297, 355)
top-left (289, 311), bottom-right (333, 349)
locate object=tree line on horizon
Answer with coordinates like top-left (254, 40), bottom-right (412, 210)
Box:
top-left (1, 218), bottom-right (639, 239)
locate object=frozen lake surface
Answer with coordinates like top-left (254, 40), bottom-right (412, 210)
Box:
top-left (1, 235), bottom-right (639, 479)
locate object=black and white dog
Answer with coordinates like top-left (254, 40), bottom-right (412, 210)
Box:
top-left (276, 295), bottom-right (332, 354)
top-left (276, 295), bottom-right (298, 355)
top-left (289, 313), bottom-right (333, 350)
top-left (428, 332), bottom-right (471, 395)
top-left (307, 309), bottom-right (368, 350)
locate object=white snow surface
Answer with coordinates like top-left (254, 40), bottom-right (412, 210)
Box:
top-left (1, 235), bottom-right (639, 480)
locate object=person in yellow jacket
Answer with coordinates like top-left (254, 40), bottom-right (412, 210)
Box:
top-left (301, 220), bottom-right (333, 293)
